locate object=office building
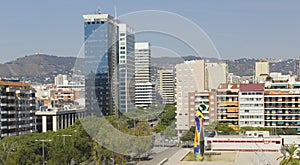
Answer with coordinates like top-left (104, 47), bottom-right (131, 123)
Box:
top-left (118, 24), bottom-right (135, 113)
top-left (239, 84), bottom-right (265, 127)
top-left (175, 60), bottom-right (205, 136)
top-left (255, 61), bottom-right (269, 83)
top-left (216, 83), bottom-right (239, 126)
top-left (135, 42), bottom-right (151, 84)
top-left (0, 80), bottom-right (37, 138)
top-left (134, 42), bottom-right (155, 107)
top-left (157, 69), bottom-right (175, 104)
top-left (83, 11), bottom-right (119, 116)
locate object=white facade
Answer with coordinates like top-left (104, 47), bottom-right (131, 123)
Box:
top-left (206, 136), bottom-right (282, 152)
top-left (255, 61), bottom-right (269, 83)
top-left (269, 72), bottom-right (290, 81)
top-left (239, 85), bottom-right (265, 127)
top-left (135, 82), bottom-right (156, 107)
top-left (135, 42), bottom-right (151, 84)
top-left (55, 74), bottom-right (68, 86)
top-left (175, 60), bottom-right (205, 136)
top-left (134, 42), bottom-right (155, 107)
top-left (35, 108), bottom-right (87, 132)
top-left (118, 24), bottom-right (135, 112)
top-left (205, 62), bottom-right (227, 90)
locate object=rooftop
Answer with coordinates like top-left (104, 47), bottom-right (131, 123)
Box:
top-left (240, 83), bottom-right (264, 91)
top-left (0, 80), bottom-right (30, 87)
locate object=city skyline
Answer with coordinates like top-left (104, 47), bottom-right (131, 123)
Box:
top-left (1, 1), bottom-right (300, 63)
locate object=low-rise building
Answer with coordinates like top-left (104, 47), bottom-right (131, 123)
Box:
top-left (206, 134), bottom-right (282, 152)
top-left (35, 108), bottom-right (87, 132)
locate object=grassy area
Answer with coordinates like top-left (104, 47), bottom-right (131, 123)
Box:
top-left (181, 151), bottom-right (236, 162)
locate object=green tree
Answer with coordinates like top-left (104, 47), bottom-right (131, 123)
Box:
top-left (266, 75), bottom-right (273, 82)
top-left (154, 105), bottom-right (176, 133)
top-left (0, 142), bottom-right (17, 165)
top-left (277, 144), bottom-right (300, 165)
top-left (215, 123), bottom-right (237, 135)
top-left (180, 126), bottom-right (195, 142)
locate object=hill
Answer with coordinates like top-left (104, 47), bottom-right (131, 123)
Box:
top-left (0, 54), bottom-right (82, 83)
top-left (0, 54), bottom-right (296, 83)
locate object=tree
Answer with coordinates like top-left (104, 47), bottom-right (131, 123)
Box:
top-left (180, 126), bottom-right (195, 142)
top-left (277, 144), bottom-right (300, 165)
top-left (215, 123), bottom-right (237, 135)
top-left (0, 142), bottom-right (16, 165)
top-left (266, 75), bottom-right (273, 81)
top-left (154, 105), bottom-right (176, 133)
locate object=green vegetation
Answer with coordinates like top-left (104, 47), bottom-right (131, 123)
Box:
top-left (0, 115), bottom-right (154, 165)
top-left (180, 126), bottom-right (195, 142)
top-left (153, 105), bottom-right (176, 133)
top-left (266, 75), bottom-right (273, 81)
top-left (277, 144), bottom-right (300, 165)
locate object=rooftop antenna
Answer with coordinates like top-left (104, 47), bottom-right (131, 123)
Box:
top-left (114, 6), bottom-right (118, 20)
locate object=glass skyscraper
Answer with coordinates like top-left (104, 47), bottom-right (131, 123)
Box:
top-left (83, 12), bottom-right (119, 116)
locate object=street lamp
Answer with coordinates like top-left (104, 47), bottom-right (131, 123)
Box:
top-left (35, 139), bottom-right (52, 165)
top-left (57, 134), bottom-right (72, 145)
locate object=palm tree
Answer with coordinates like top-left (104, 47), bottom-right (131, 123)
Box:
top-left (277, 144), bottom-right (300, 165)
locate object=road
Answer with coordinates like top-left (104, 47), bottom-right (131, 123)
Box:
top-left (138, 146), bottom-right (181, 165)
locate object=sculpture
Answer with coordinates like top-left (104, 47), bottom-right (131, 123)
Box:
top-left (194, 103), bottom-right (208, 161)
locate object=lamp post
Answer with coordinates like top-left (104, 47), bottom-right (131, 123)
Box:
top-left (35, 139), bottom-right (52, 165)
top-left (57, 134), bottom-right (72, 145)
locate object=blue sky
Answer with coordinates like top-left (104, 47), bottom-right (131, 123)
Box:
top-left (0, 0), bottom-right (300, 62)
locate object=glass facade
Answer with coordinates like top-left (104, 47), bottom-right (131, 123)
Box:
top-left (84, 15), bottom-right (119, 116)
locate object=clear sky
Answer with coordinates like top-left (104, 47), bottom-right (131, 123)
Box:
top-left (0, 0), bottom-right (300, 63)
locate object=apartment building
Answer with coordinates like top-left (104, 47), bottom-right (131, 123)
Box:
top-left (175, 60), bottom-right (205, 136)
top-left (188, 91), bottom-right (217, 127)
top-left (264, 81), bottom-right (300, 133)
top-left (239, 84), bottom-right (265, 127)
top-left (0, 80), bottom-right (37, 138)
top-left (216, 83), bottom-right (239, 126)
